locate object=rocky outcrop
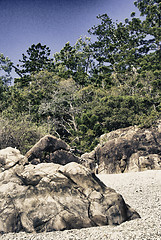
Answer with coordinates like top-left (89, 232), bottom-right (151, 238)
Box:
top-left (0, 147), bottom-right (140, 234)
top-left (81, 122), bottom-right (161, 174)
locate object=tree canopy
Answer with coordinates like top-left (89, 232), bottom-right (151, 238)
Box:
top-left (0, 0), bottom-right (161, 153)
top-left (14, 43), bottom-right (54, 86)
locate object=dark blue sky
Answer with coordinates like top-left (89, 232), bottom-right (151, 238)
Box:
top-left (0, 0), bottom-right (139, 76)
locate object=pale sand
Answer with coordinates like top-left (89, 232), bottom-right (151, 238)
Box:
top-left (1, 170), bottom-right (161, 240)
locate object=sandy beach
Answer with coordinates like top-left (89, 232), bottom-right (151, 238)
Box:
top-left (1, 170), bottom-right (161, 240)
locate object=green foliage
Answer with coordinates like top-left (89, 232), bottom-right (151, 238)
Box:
top-left (54, 37), bottom-right (93, 85)
top-left (1, 1), bottom-right (161, 153)
top-left (88, 14), bottom-right (145, 85)
top-left (38, 77), bottom-right (81, 142)
top-left (134, 0), bottom-right (161, 72)
top-left (0, 53), bottom-right (13, 86)
top-left (2, 70), bottom-right (58, 122)
top-left (0, 54), bottom-right (13, 114)
top-left (0, 115), bottom-right (47, 154)
top-left (14, 43), bottom-right (54, 86)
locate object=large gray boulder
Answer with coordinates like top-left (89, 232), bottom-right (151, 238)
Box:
top-left (0, 147), bottom-right (140, 234)
top-left (81, 122), bottom-right (161, 174)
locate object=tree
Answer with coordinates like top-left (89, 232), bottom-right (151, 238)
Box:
top-left (0, 53), bottom-right (13, 111)
top-left (38, 78), bottom-right (80, 142)
top-left (88, 14), bottom-right (145, 87)
top-left (14, 43), bottom-right (54, 86)
top-left (88, 14), bottom-right (116, 72)
top-left (130, 0), bottom-right (161, 97)
top-left (54, 42), bottom-right (77, 79)
top-left (72, 36), bottom-right (94, 85)
top-left (3, 70), bottom-right (58, 121)
top-left (88, 0), bottom-right (161, 87)
top-left (134, 0), bottom-right (161, 52)
top-left (134, 0), bottom-right (161, 72)
top-left (0, 53), bottom-right (13, 86)
top-left (54, 37), bottom-right (93, 85)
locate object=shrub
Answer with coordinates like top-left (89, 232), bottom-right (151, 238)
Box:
top-left (0, 115), bottom-right (47, 154)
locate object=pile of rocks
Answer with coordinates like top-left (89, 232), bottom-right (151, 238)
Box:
top-left (0, 137), bottom-right (139, 234)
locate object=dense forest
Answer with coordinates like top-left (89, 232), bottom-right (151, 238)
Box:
top-left (0, 0), bottom-right (161, 154)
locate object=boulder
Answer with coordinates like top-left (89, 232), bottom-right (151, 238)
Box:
top-left (81, 122), bottom-right (161, 174)
top-left (25, 135), bottom-right (80, 165)
top-left (0, 147), bottom-right (27, 172)
top-left (0, 147), bottom-right (140, 233)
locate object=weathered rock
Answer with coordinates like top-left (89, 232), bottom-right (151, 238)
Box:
top-left (81, 150), bottom-right (97, 172)
top-left (25, 135), bottom-right (69, 159)
top-left (81, 122), bottom-right (161, 174)
top-left (49, 149), bottom-right (80, 165)
top-left (25, 135), bottom-right (80, 165)
top-left (0, 147), bottom-right (27, 172)
top-left (0, 149), bottom-right (140, 234)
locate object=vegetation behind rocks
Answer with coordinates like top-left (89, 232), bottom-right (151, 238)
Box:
top-left (0, 0), bottom-right (160, 153)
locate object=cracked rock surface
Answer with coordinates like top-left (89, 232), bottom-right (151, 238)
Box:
top-left (82, 122), bottom-right (161, 173)
top-left (0, 147), bottom-right (139, 234)
top-left (1, 170), bottom-right (160, 240)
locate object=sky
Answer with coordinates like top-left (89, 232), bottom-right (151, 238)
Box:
top-left (0, 0), bottom-right (140, 77)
